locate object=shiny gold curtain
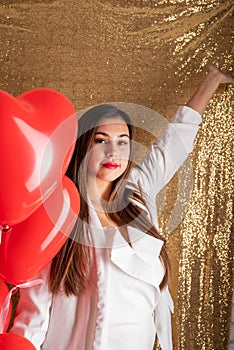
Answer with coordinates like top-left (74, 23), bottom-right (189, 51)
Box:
top-left (0, 1), bottom-right (233, 349)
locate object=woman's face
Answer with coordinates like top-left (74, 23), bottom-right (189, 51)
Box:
top-left (87, 116), bottom-right (131, 184)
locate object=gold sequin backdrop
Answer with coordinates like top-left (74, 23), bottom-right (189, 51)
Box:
top-left (0, 0), bottom-right (233, 349)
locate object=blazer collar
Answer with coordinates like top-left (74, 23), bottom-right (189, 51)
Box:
top-left (88, 202), bottom-right (165, 290)
top-left (111, 227), bottom-right (164, 291)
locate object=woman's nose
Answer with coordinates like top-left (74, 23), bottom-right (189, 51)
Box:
top-left (105, 141), bottom-right (118, 158)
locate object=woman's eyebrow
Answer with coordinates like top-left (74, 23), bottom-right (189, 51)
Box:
top-left (95, 132), bottom-right (129, 138)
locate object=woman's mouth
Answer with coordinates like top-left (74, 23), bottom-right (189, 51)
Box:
top-left (102, 162), bottom-right (119, 170)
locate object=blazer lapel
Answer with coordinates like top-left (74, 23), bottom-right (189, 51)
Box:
top-left (111, 226), bottom-right (165, 291)
top-left (88, 199), bottom-right (165, 291)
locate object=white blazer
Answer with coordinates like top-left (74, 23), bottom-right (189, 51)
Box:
top-left (9, 106), bottom-right (202, 350)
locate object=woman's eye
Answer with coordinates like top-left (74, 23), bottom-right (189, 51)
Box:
top-left (94, 138), bottom-right (129, 146)
top-left (94, 138), bottom-right (107, 144)
top-left (118, 140), bottom-right (129, 146)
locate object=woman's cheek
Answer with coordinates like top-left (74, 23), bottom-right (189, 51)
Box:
top-left (87, 149), bottom-right (100, 176)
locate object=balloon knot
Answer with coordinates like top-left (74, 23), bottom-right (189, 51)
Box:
top-left (0, 225), bottom-right (11, 233)
top-left (0, 226), bottom-right (11, 244)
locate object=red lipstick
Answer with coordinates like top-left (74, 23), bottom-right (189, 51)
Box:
top-left (102, 162), bottom-right (119, 169)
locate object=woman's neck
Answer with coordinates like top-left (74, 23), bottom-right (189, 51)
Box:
top-left (87, 177), bottom-right (112, 206)
top-left (87, 177), bottom-right (117, 227)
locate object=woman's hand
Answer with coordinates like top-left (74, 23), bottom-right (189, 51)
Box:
top-left (186, 64), bottom-right (233, 115)
top-left (207, 64), bottom-right (234, 84)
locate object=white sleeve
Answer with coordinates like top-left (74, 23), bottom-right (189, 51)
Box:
top-left (9, 264), bottom-right (52, 350)
top-left (154, 286), bottom-right (174, 350)
top-left (128, 106), bottom-right (202, 198)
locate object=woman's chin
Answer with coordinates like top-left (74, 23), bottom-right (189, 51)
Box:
top-left (96, 169), bottom-right (123, 183)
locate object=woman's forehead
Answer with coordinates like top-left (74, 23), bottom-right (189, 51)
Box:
top-left (95, 116), bottom-right (129, 135)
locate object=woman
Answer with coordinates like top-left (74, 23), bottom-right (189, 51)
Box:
top-left (9, 65), bottom-right (234, 350)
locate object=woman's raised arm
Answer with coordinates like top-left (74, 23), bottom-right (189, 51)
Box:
top-left (186, 65), bottom-right (234, 115)
top-left (128, 64), bottom-right (233, 201)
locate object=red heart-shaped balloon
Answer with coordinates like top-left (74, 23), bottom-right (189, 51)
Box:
top-left (0, 333), bottom-right (36, 350)
top-left (0, 175), bottom-right (80, 285)
top-left (0, 88), bottom-right (77, 226)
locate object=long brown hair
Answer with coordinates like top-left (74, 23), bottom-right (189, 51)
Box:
top-left (49, 104), bottom-right (170, 295)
